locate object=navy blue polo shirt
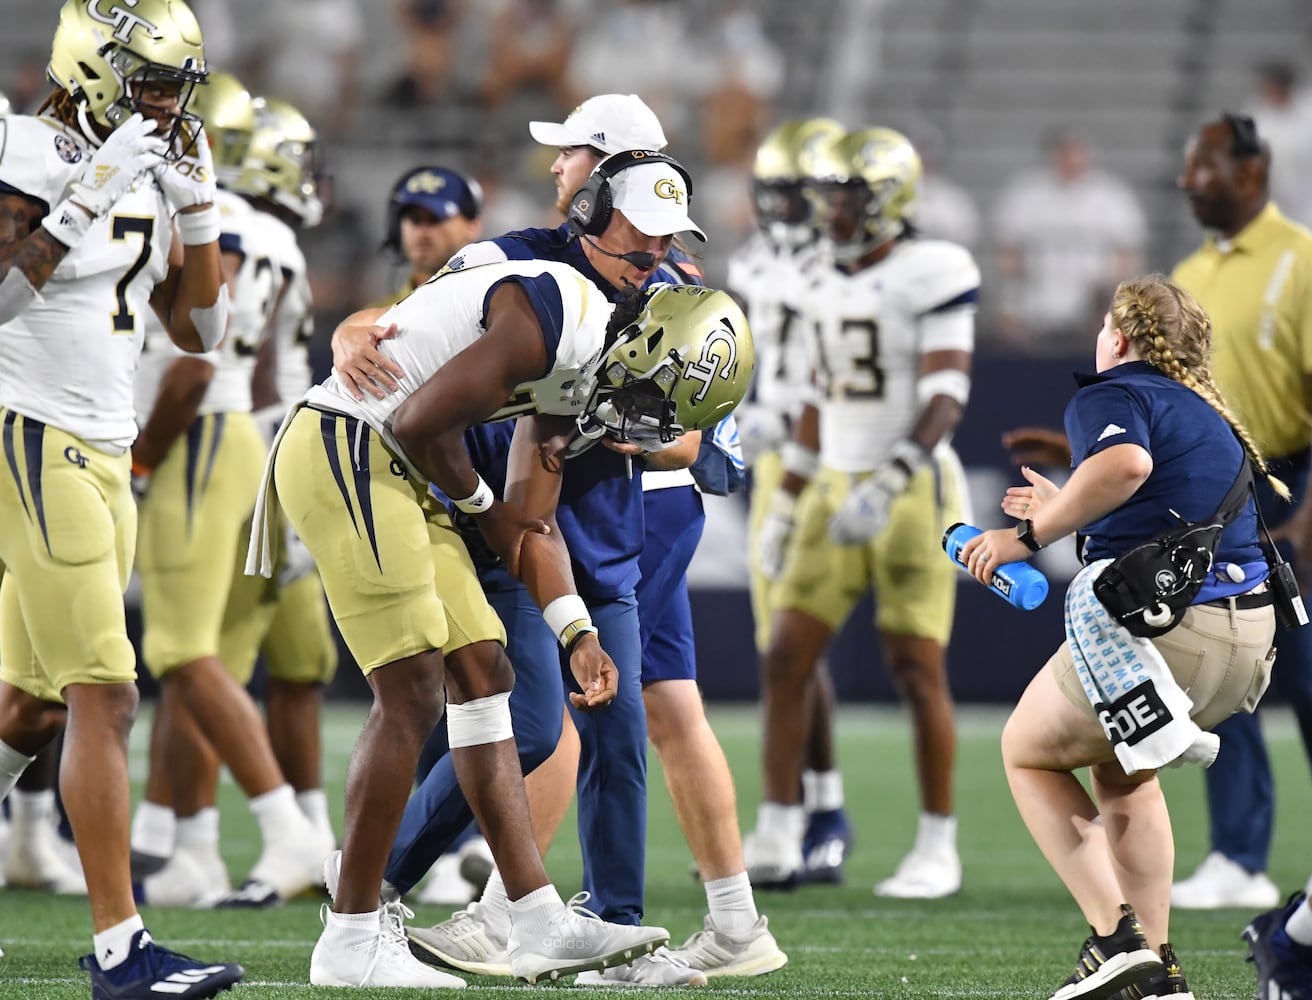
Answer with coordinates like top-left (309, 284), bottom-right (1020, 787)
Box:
top-left (1064, 362), bottom-right (1266, 599)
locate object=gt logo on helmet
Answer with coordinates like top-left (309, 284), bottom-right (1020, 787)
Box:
top-left (87, 0), bottom-right (162, 45)
top-left (682, 324), bottom-right (739, 404)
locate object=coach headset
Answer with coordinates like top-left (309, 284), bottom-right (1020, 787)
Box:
top-left (566, 149), bottom-right (694, 270)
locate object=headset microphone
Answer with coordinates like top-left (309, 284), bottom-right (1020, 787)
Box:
top-left (582, 235), bottom-right (656, 271)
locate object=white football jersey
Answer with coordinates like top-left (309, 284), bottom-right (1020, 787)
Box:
top-left (796, 238), bottom-right (979, 472)
top-left (726, 232), bottom-right (818, 420)
top-left (0, 115), bottom-right (172, 453)
top-left (259, 212), bottom-right (314, 404)
top-left (306, 259), bottom-right (614, 457)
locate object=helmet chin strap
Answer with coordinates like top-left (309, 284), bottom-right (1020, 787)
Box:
top-left (73, 102), bottom-right (106, 150)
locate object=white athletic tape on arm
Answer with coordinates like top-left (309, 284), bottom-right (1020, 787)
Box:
top-left (175, 204), bottom-right (221, 246)
top-left (916, 369), bottom-right (971, 408)
top-left (452, 475), bottom-right (495, 514)
top-left (0, 269), bottom-right (41, 326)
top-left (40, 199), bottom-right (94, 249)
top-left (189, 284), bottom-right (230, 352)
top-left (446, 691), bottom-right (513, 748)
top-left (543, 594), bottom-right (595, 650)
top-left (780, 440), bottom-right (819, 480)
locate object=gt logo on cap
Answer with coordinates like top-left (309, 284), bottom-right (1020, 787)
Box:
top-left (407, 172), bottom-right (448, 194)
top-left (654, 178), bottom-right (684, 205)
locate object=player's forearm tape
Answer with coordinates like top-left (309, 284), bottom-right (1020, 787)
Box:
top-left (781, 440), bottom-right (819, 479)
top-left (446, 691), bottom-right (513, 748)
top-left (0, 269), bottom-right (42, 326)
top-left (452, 475), bottom-right (495, 514)
top-left (544, 594), bottom-right (595, 650)
top-left (189, 284), bottom-right (230, 352)
top-left (41, 199), bottom-right (94, 249)
top-left (916, 369), bottom-right (971, 407)
top-left (176, 205), bottom-right (221, 246)
top-left (888, 437), bottom-right (931, 475)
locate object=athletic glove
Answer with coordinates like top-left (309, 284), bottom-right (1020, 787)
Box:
top-left (152, 126), bottom-right (217, 214)
top-left (734, 403), bottom-right (788, 467)
top-left (756, 490), bottom-right (798, 578)
top-left (828, 439), bottom-right (928, 545)
top-left (42, 114), bottom-right (166, 248)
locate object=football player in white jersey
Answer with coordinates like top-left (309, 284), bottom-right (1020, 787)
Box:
top-left (729, 117), bottom-right (857, 888)
top-left (0, 1), bottom-right (243, 995)
top-left (128, 72), bottom-right (333, 909)
top-left (746, 127), bottom-right (977, 900)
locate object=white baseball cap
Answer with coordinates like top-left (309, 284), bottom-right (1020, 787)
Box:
top-left (529, 94), bottom-right (668, 154)
top-left (610, 160), bottom-right (706, 242)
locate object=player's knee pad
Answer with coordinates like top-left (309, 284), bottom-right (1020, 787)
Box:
top-left (446, 691), bottom-right (513, 749)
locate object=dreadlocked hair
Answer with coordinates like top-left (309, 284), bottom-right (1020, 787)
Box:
top-left (37, 88), bottom-right (82, 129)
top-left (602, 288), bottom-right (646, 344)
top-left (1111, 273), bottom-right (1291, 500)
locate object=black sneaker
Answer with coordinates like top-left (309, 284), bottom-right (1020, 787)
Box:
top-left (1243, 891), bottom-right (1312, 1000)
top-left (1050, 904), bottom-right (1163, 1000)
top-left (79, 929), bottom-right (244, 1000)
top-left (1112, 943), bottom-right (1193, 999)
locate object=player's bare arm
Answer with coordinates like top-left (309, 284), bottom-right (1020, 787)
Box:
top-left (908, 348), bottom-right (971, 450)
top-left (132, 356), bottom-right (216, 471)
top-left (0, 192), bottom-right (72, 315)
top-left (151, 226), bottom-right (225, 353)
top-left (781, 402), bottom-right (821, 495)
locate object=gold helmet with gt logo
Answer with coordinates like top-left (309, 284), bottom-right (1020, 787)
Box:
top-left (806, 126), bottom-right (922, 260)
top-left (752, 117), bottom-right (844, 245)
top-left (588, 284), bottom-right (754, 444)
top-left (233, 96), bottom-right (322, 227)
top-left (188, 71), bottom-right (254, 185)
top-left (47, 0), bottom-right (207, 158)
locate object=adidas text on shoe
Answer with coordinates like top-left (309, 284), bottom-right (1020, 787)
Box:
top-left (79, 929), bottom-right (243, 1000)
top-left (575, 947), bottom-right (709, 987)
top-left (1111, 943), bottom-right (1193, 999)
top-left (1049, 904), bottom-right (1163, 1000)
top-left (670, 914), bottom-right (787, 978)
top-left (508, 892), bottom-right (668, 984)
top-left (407, 902), bottom-right (512, 977)
top-left (1243, 891), bottom-right (1312, 1000)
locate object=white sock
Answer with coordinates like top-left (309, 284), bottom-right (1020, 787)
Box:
top-left (296, 789), bottom-right (334, 841)
top-left (249, 784), bottom-right (303, 845)
top-left (176, 807), bottom-right (220, 849)
top-left (479, 868), bottom-right (512, 944)
top-left (1287, 895), bottom-right (1312, 946)
top-left (130, 801), bottom-right (176, 858)
top-left (324, 906), bottom-right (378, 931)
top-left (705, 872), bottom-right (758, 935)
top-left (916, 812), bottom-right (957, 852)
top-left (93, 914), bottom-right (145, 970)
top-left (0, 740), bottom-right (35, 802)
top-left (507, 883), bottom-right (563, 938)
top-left (802, 770), bottom-right (845, 813)
top-left (9, 788), bottom-right (55, 834)
top-left (757, 801), bottom-right (806, 840)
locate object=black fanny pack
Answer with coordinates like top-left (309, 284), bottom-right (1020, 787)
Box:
top-left (1092, 457), bottom-right (1300, 638)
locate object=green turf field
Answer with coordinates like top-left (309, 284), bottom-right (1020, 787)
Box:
top-left (1, 703), bottom-right (1307, 998)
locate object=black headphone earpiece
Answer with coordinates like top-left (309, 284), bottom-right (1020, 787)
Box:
top-left (567, 150), bottom-right (694, 239)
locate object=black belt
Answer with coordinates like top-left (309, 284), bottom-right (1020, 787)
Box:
top-left (1202, 591), bottom-right (1273, 610)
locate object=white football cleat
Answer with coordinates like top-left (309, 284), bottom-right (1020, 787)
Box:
top-left (742, 829), bottom-right (803, 890)
top-left (1171, 851), bottom-right (1280, 910)
top-left (417, 854), bottom-right (475, 906)
top-left (874, 844), bottom-right (962, 899)
top-left (407, 901), bottom-right (512, 977)
top-left (457, 836), bottom-right (494, 896)
top-left (222, 820), bottom-right (335, 906)
top-left (137, 849), bottom-right (212, 908)
top-left (310, 899), bottom-right (468, 988)
top-left (507, 892), bottom-right (669, 984)
top-left (4, 824), bottom-right (87, 895)
top-left (669, 915), bottom-right (788, 978)
top-left (575, 947), bottom-right (708, 987)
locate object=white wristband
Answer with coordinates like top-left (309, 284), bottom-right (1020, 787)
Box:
top-left (176, 205), bottom-right (221, 246)
top-left (452, 475), bottom-right (495, 514)
top-left (41, 199), bottom-right (94, 249)
top-left (781, 440), bottom-right (819, 480)
top-left (543, 594), bottom-right (595, 650)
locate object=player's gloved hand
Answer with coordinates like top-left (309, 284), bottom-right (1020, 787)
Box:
top-left (567, 632), bottom-right (619, 711)
top-left (152, 125), bottom-right (216, 213)
top-left (828, 439), bottom-right (928, 545)
top-left (756, 490), bottom-right (798, 578)
top-left (735, 403), bottom-right (787, 467)
top-left (43, 114), bottom-right (165, 248)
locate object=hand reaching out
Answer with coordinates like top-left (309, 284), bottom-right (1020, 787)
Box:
top-left (1000, 465), bottom-right (1060, 521)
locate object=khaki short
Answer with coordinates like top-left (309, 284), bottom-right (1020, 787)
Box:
top-left (1052, 599), bottom-right (1277, 731)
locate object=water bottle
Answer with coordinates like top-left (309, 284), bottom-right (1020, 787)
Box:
top-left (942, 522), bottom-right (1049, 611)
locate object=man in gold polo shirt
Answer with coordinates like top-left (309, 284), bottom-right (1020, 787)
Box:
top-left (1170, 112), bottom-right (1312, 910)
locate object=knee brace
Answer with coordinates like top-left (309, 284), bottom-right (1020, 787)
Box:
top-left (446, 691), bottom-right (513, 748)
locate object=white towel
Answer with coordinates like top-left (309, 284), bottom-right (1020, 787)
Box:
top-left (245, 401), bottom-right (305, 579)
top-left (1065, 560), bottom-right (1220, 775)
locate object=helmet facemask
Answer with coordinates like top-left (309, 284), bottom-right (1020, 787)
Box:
top-left (592, 358), bottom-right (684, 445)
top-left (113, 55), bottom-right (206, 160)
top-left (753, 178), bottom-right (816, 250)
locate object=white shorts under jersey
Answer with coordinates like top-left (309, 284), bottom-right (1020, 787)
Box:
top-left (796, 238), bottom-right (979, 472)
top-left (305, 258), bottom-right (614, 466)
top-left (726, 232), bottom-right (818, 421)
top-left (134, 189), bottom-right (285, 418)
top-left (0, 114), bottom-right (172, 453)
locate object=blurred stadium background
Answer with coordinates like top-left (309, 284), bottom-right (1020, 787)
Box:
top-left (4, 0), bottom-right (1312, 704)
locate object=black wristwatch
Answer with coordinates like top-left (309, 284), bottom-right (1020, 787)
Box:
top-left (1016, 518), bottom-right (1043, 553)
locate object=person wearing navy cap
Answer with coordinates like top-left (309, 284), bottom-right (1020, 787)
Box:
top-left (382, 165), bottom-right (484, 302)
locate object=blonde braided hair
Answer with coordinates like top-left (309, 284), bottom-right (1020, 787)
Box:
top-left (36, 88), bottom-right (82, 130)
top-left (1111, 273), bottom-right (1290, 500)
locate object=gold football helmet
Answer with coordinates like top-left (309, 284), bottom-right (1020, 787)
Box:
top-left (47, 0), bottom-right (207, 157)
top-left (589, 284), bottom-right (754, 444)
top-left (753, 117), bottom-right (844, 245)
top-left (806, 126), bottom-right (922, 259)
top-left (189, 71), bottom-right (254, 185)
top-left (233, 96), bottom-right (322, 226)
